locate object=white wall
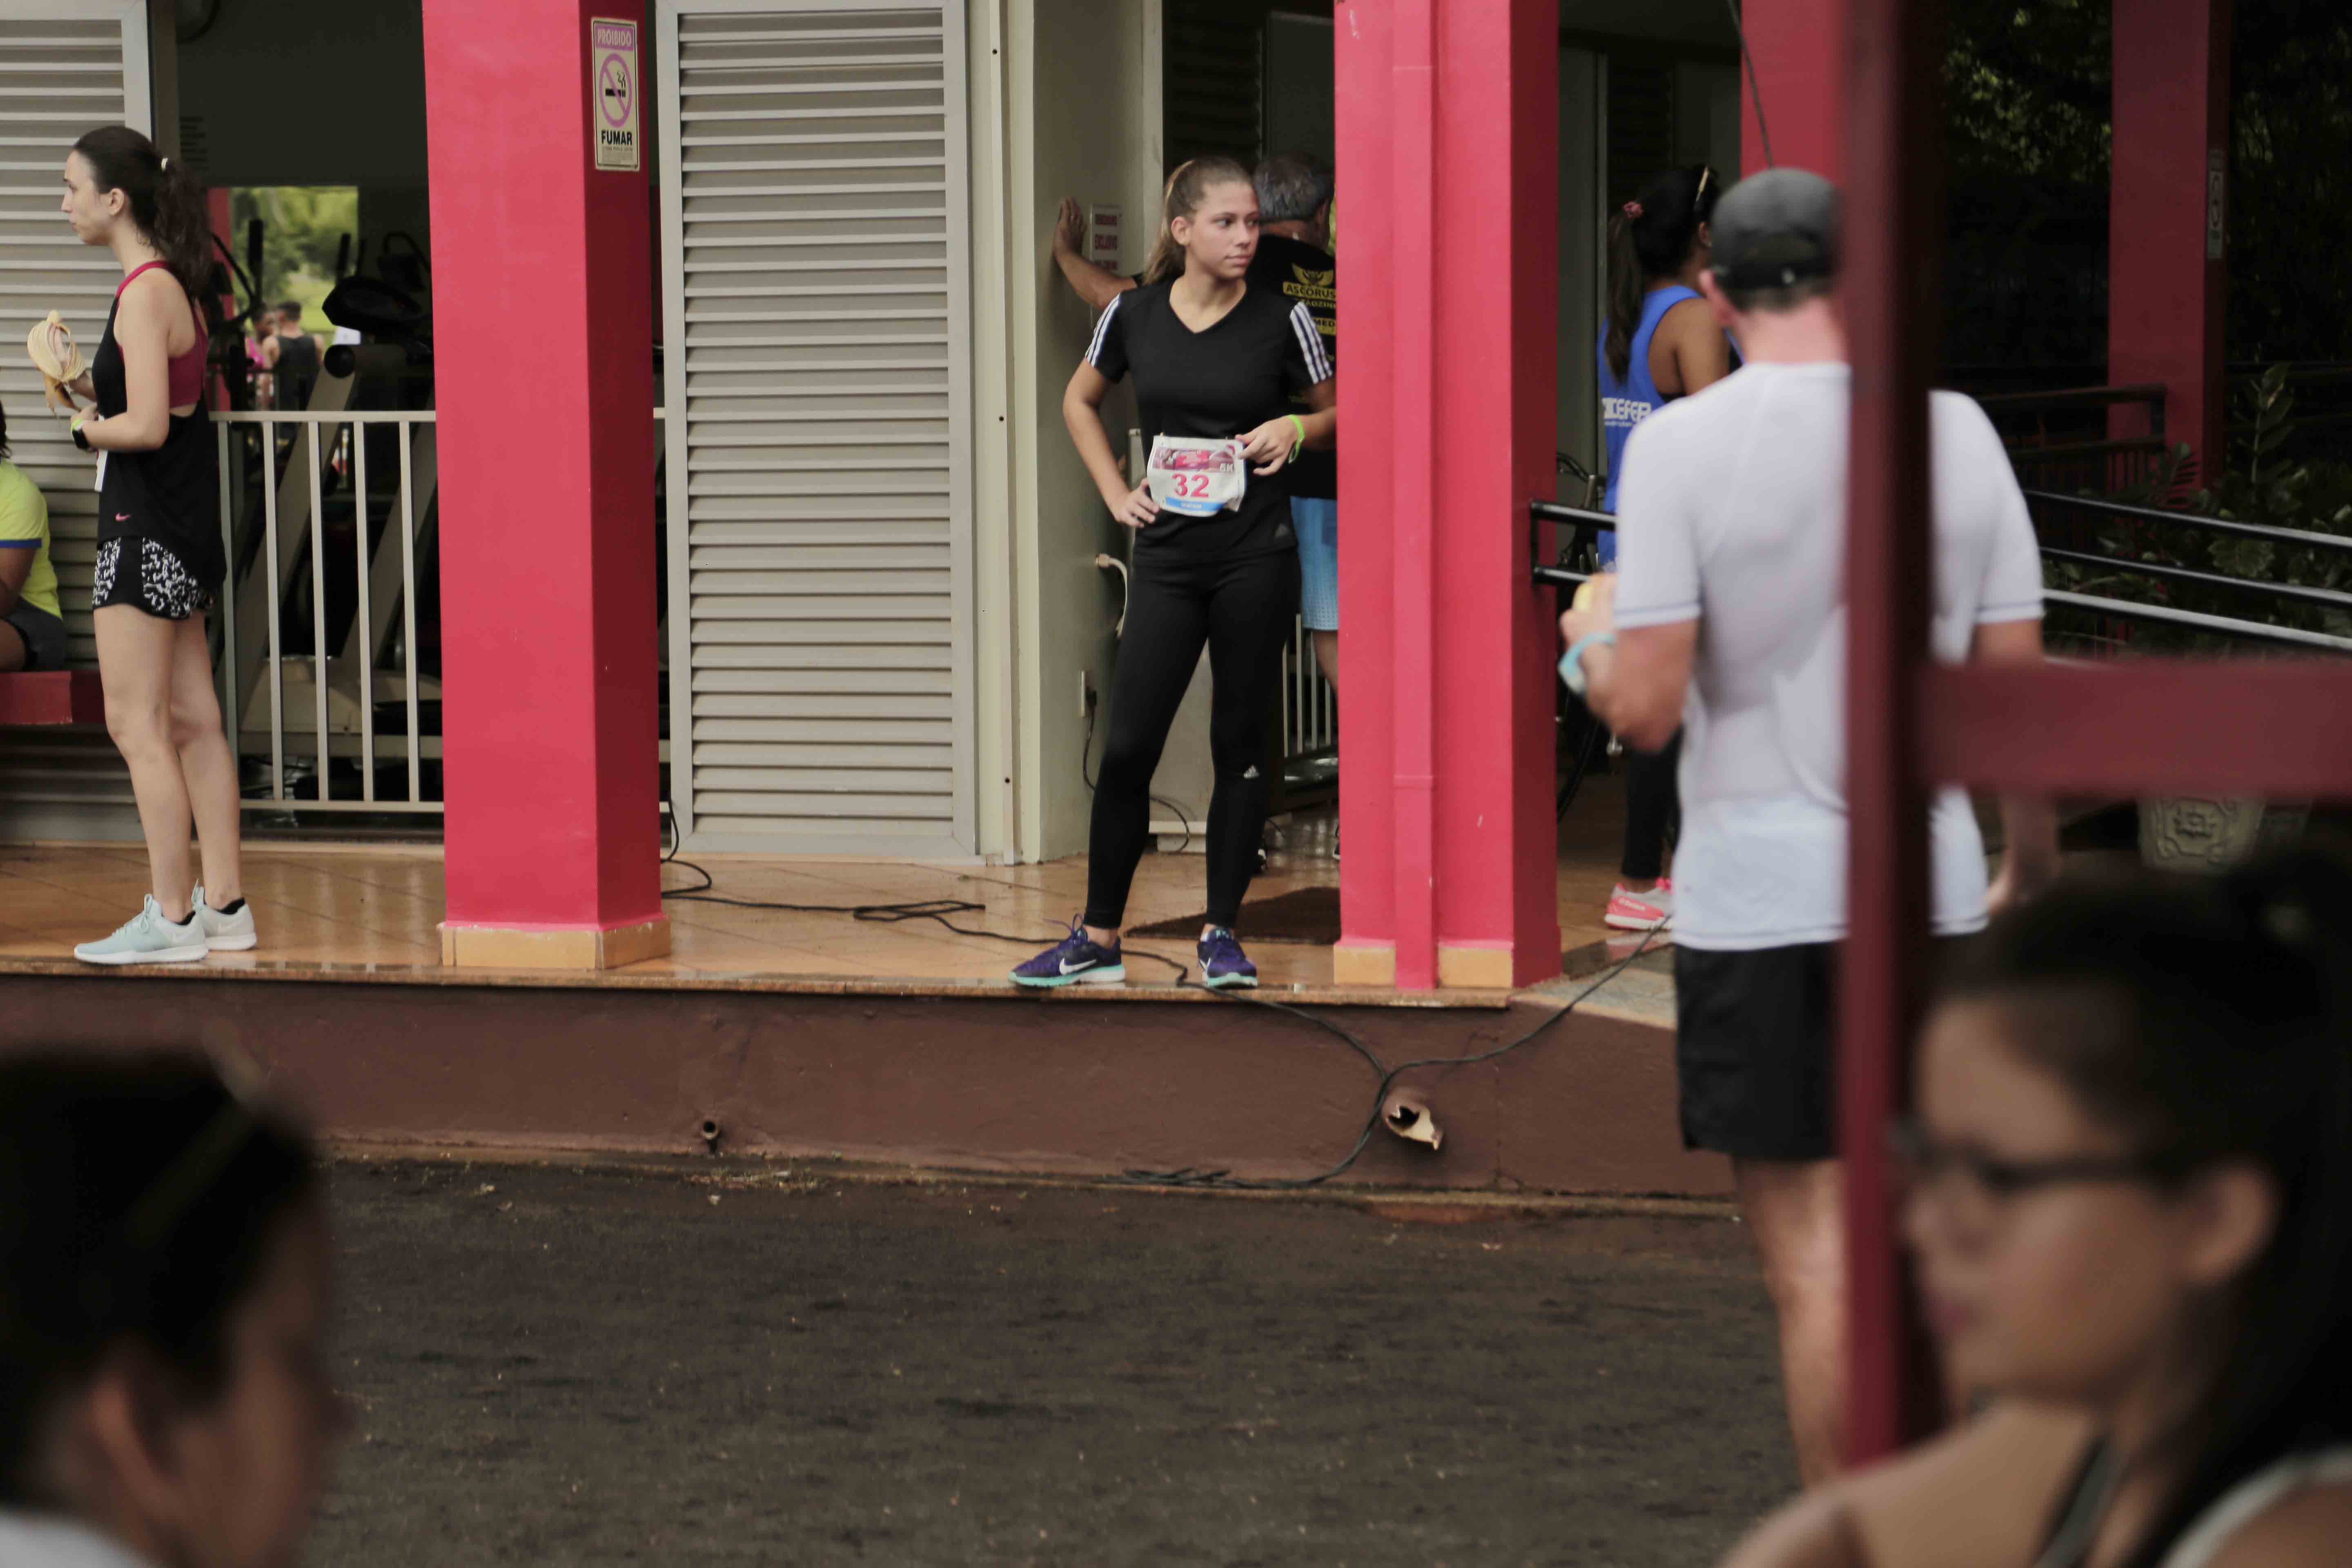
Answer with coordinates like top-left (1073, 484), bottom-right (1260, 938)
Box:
top-left (1005, 0), bottom-right (1162, 861)
top-left (1674, 58), bottom-right (1740, 176)
top-left (1557, 46), bottom-right (1604, 482)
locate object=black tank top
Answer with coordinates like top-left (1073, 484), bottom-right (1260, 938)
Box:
top-left (93, 289), bottom-right (224, 590)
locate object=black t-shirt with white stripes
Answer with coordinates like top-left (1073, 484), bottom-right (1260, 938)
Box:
top-left (1086, 279), bottom-right (1332, 559)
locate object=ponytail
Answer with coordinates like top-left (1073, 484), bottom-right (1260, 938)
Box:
top-left (1603, 208), bottom-right (1644, 382)
top-left (70, 125), bottom-right (219, 327)
top-left (1602, 163), bottom-right (1723, 383)
top-left (1142, 154), bottom-right (1254, 287)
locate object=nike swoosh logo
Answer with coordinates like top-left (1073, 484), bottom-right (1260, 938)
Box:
top-left (114, 513), bottom-right (130, 521)
top-left (1059, 957), bottom-right (1096, 974)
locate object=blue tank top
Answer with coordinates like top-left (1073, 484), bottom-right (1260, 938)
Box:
top-left (1597, 284), bottom-right (1703, 517)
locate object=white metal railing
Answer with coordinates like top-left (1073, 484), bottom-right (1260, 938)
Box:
top-left (1281, 618), bottom-right (1336, 768)
top-left (214, 411), bottom-right (439, 814)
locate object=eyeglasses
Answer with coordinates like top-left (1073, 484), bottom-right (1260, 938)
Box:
top-left (1887, 1121), bottom-right (2179, 1230)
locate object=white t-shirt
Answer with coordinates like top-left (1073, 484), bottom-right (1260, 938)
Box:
top-left (1612, 362), bottom-right (2043, 950)
top-left (0, 1513), bottom-right (157, 1568)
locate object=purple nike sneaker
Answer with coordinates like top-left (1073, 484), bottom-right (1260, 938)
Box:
top-left (1011, 919), bottom-right (1125, 988)
top-left (1198, 926), bottom-right (1258, 989)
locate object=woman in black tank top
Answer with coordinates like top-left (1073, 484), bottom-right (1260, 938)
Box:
top-left (58, 125), bottom-right (252, 965)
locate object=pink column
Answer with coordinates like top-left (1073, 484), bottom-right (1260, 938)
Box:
top-left (1334, 0), bottom-right (1561, 991)
top-left (2110, 0), bottom-right (2230, 476)
top-left (1740, 0), bottom-right (1845, 177)
top-left (422, 0), bottom-right (668, 969)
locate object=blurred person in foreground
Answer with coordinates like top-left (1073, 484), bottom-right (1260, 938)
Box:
top-left (1725, 852), bottom-right (2352, 1568)
top-left (0, 1054), bottom-right (346, 1568)
top-left (1559, 167), bottom-right (2058, 1483)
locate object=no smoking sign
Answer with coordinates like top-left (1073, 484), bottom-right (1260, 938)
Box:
top-left (591, 16), bottom-right (639, 171)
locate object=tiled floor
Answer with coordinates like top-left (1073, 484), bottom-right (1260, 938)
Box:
top-left (0, 783), bottom-right (1647, 991)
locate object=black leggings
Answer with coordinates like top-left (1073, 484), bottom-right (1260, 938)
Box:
top-left (1086, 547), bottom-right (1301, 931)
top-left (1621, 729), bottom-right (1682, 883)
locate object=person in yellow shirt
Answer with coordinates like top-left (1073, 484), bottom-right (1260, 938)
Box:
top-left (0, 399), bottom-right (66, 672)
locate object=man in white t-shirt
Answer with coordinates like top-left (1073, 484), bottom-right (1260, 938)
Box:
top-left (1557, 169), bottom-right (2058, 1483)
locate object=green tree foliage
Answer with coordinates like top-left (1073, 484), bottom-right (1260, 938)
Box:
top-left (2227, 3), bottom-right (2352, 364)
top-left (228, 186), bottom-right (357, 318)
top-left (1940, 2), bottom-right (2352, 376)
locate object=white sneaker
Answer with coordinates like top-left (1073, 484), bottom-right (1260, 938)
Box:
top-left (74, 895), bottom-right (209, 965)
top-left (192, 884), bottom-right (258, 951)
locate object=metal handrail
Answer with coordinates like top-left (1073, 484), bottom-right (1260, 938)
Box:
top-left (2024, 489), bottom-right (2352, 554)
top-left (1977, 382), bottom-right (2166, 413)
top-left (1527, 496), bottom-right (2352, 655)
top-left (2038, 546), bottom-right (2352, 613)
top-left (1530, 498), bottom-right (1615, 530)
top-left (2043, 591), bottom-right (2352, 653)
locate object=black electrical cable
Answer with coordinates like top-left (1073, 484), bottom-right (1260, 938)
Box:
top-left (658, 716), bottom-right (1663, 1195)
top-left (1556, 709), bottom-right (1607, 819)
top-left (1120, 923), bottom-right (1666, 1190)
top-left (1077, 691), bottom-right (1194, 857)
top-left (1727, 0), bottom-right (1775, 168)
top-left (657, 804), bottom-right (1192, 978)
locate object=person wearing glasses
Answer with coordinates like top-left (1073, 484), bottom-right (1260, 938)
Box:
top-left (1559, 169), bottom-right (2058, 1484)
top-left (1589, 163), bottom-right (1733, 935)
top-left (1721, 852), bottom-right (2352, 1566)
top-left (0, 1054), bottom-right (345, 1567)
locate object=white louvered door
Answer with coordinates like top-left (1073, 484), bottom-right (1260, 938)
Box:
top-left (657, 0), bottom-right (973, 856)
top-left (0, 2), bottom-right (148, 669)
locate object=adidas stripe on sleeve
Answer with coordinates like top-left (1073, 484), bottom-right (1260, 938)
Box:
top-left (1285, 300), bottom-right (1334, 389)
top-left (1084, 294), bottom-right (1127, 380)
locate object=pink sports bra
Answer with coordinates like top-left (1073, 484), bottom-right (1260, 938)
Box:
top-left (117, 260), bottom-right (208, 407)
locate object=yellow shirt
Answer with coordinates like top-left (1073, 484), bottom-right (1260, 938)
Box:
top-left (0, 460), bottom-right (56, 620)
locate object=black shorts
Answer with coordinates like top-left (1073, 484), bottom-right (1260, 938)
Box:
top-left (1675, 939), bottom-right (1971, 1162)
top-left (93, 536), bottom-right (217, 621)
top-left (1674, 942), bottom-right (1842, 1162)
top-left (2, 603), bottom-right (68, 670)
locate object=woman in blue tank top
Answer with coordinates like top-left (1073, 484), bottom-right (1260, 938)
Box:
top-left (1586, 164), bottom-right (1731, 934)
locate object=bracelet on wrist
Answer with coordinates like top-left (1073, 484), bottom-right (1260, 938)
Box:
top-left (1285, 412), bottom-right (1307, 456)
top-left (1558, 631), bottom-right (1617, 697)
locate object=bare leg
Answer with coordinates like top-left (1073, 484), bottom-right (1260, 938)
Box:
top-left (168, 612), bottom-right (243, 905)
top-left (1734, 1156), bottom-right (1848, 1486)
top-left (0, 621), bottom-right (26, 673)
top-left (96, 605), bottom-right (196, 922)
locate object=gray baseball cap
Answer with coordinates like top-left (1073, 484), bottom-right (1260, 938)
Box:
top-left (1707, 168), bottom-right (1840, 292)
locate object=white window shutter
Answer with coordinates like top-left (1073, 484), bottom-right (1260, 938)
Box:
top-left (659, 1), bottom-right (974, 857)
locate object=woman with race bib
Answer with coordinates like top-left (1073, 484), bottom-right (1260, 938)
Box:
top-left (1013, 156), bottom-right (1334, 991)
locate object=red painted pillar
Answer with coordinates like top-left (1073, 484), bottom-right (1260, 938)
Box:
top-left (1334, 0), bottom-right (1561, 991)
top-left (1842, 0), bottom-right (1947, 1461)
top-left (1740, 0), bottom-right (1845, 177)
top-left (2110, 0), bottom-right (2230, 477)
top-left (422, 0), bottom-right (668, 969)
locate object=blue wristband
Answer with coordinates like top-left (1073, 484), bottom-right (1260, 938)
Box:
top-left (1558, 631), bottom-right (1617, 697)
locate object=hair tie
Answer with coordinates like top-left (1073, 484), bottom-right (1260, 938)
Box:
top-left (159, 156), bottom-right (168, 172)
top-left (1622, 201), bottom-right (1643, 218)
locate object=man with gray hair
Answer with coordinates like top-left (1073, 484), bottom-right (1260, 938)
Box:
top-left (1250, 153), bottom-right (1340, 696)
top-left (1051, 152), bottom-right (1342, 704)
